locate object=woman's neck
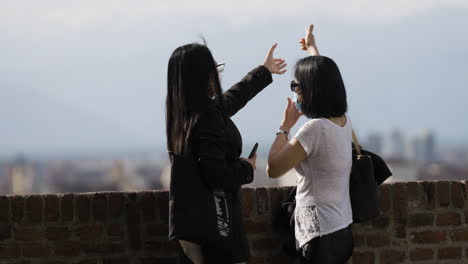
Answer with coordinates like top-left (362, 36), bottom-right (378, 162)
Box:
top-left (328, 115), bottom-right (347, 127)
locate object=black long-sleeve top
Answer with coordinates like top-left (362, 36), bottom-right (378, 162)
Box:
top-left (189, 65), bottom-right (272, 262)
top-left (191, 65), bottom-right (273, 192)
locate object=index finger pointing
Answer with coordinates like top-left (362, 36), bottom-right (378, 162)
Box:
top-left (267, 43), bottom-right (278, 57)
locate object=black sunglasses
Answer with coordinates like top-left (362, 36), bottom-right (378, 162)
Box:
top-left (290, 80), bottom-right (300, 92)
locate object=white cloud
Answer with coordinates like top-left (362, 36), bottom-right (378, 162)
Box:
top-left (1, 0), bottom-right (468, 29)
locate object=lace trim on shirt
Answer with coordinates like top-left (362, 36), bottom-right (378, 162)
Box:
top-left (295, 205), bottom-right (320, 248)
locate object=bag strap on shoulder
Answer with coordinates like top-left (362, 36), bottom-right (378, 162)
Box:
top-left (352, 129), bottom-right (362, 156)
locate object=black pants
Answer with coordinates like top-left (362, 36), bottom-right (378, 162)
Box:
top-left (301, 225), bottom-right (354, 264)
top-left (179, 243), bottom-right (245, 264)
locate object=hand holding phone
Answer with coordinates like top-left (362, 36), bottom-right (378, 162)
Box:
top-left (248, 143), bottom-right (259, 159)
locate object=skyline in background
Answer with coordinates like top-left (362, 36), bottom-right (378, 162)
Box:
top-left (1, 1), bottom-right (468, 158)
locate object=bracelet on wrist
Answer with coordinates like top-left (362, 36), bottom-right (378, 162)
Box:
top-left (276, 129), bottom-right (289, 136)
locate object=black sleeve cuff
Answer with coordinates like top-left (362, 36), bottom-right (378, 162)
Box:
top-left (239, 159), bottom-right (254, 185)
top-left (249, 65), bottom-right (273, 86)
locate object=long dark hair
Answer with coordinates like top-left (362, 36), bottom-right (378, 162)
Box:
top-left (294, 56), bottom-right (348, 119)
top-left (166, 43), bottom-right (223, 155)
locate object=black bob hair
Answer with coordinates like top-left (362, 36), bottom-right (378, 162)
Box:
top-left (294, 56), bottom-right (348, 119)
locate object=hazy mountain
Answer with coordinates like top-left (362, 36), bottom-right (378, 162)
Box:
top-left (0, 86), bottom-right (153, 157)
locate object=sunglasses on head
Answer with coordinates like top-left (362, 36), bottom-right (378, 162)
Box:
top-left (290, 80), bottom-right (300, 92)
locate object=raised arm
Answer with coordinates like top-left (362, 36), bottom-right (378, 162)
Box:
top-left (299, 24), bottom-right (320, 56)
top-left (267, 98), bottom-right (307, 178)
top-left (222, 44), bottom-right (287, 117)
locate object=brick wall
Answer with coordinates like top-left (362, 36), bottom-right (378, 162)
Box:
top-left (0, 181), bottom-right (466, 263)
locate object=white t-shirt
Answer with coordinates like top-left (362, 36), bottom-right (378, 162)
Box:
top-left (293, 115), bottom-right (353, 247)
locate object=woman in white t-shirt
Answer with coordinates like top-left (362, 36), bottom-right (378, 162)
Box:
top-left (266, 24), bottom-right (353, 263)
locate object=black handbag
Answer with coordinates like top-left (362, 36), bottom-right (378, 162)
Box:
top-left (168, 131), bottom-right (233, 246)
top-left (350, 130), bottom-right (379, 223)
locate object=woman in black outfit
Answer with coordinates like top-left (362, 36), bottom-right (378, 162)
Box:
top-left (166, 42), bottom-right (287, 263)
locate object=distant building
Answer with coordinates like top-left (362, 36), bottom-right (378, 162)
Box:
top-left (366, 132), bottom-right (384, 155)
top-left (8, 156), bottom-right (35, 194)
top-left (387, 128), bottom-right (406, 159)
top-left (410, 130), bottom-right (436, 163)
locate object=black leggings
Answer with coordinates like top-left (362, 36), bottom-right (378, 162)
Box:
top-left (301, 225), bottom-right (354, 264)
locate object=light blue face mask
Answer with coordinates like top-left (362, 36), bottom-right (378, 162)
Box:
top-left (293, 93), bottom-right (302, 113)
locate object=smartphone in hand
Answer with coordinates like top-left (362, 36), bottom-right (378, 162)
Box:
top-left (248, 143), bottom-right (259, 159)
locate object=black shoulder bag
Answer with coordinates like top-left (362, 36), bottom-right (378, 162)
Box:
top-left (350, 130), bottom-right (380, 223)
top-left (168, 126), bottom-right (233, 247)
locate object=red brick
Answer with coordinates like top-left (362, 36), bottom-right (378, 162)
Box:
top-left (21, 243), bottom-right (51, 257)
top-left (140, 258), bottom-right (176, 264)
top-left (410, 248), bottom-right (433, 261)
top-left (54, 242), bottom-right (81, 256)
top-left (256, 188), bottom-right (270, 215)
top-left (450, 229), bottom-right (468, 241)
top-left (75, 260), bottom-right (99, 264)
top-left (25, 195), bottom-right (43, 223)
top-left (93, 193), bottom-right (107, 222)
top-left (269, 187), bottom-right (285, 230)
top-left (451, 182), bottom-right (465, 208)
top-left (379, 184), bottom-right (392, 212)
top-left (75, 225), bottom-right (103, 240)
top-left (155, 191), bottom-right (169, 223)
top-left (407, 182), bottom-right (422, 205)
top-left (394, 223), bottom-right (406, 240)
top-left (421, 182), bottom-right (436, 209)
top-left (241, 188), bottom-right (256, 218)
top-left (436, 212), bottom-right (461, 226)
top-left (252, 238), bottom-right (279, 252)
top-left (14, 227), bottom-right (42, 241)
top-left (127, 195), bottom-right (142, 252)
top-left (366, 234), bottom-right (390, 247)
top-left (108, 193), bottom-right (124, 218)
top-left (103, 258), bottom-right (130, 264)
top-left (82, 242), bottom-right (125, 254)
top-left (353, 234), bottom-right (366, 247)
top-left (352, 251), bottom-right (374, 264)
top-left (46, 227), bottom-right (71, 241)
top-left (126, 193), bottom-right (141, 225)
top-left (437, 247), bottom-right (461, 260)
top-left (76, 194), bottom-right (90, 222)
top-left (140, 191), bottom-right (156, 222)
top-left (0, 197), bottom-right (10, 222)
top-left (44, 195), bottom-right (60, 222)
top-left (248, 256), bottom-right (268, 263)
top-left (245, 220), bottom-right (269, 234)
top-left (107, 223), bottom-right (124, 237)
top-left (127, 224), bottom-right (142, 250)
top-left (371, 215), bottom-right (390, 229)
top-left (270, 253), bottom-right (295, 264)
top-left (392, 183), bottom-right (408, 221)
top-left (11, 196), bottom-right (24, 222)
top-left (0, 223), bottom-right (11, 240)
top-left (437, 181), bottom-right (450, 207)
top-left (392, 183), bottom-right (408, 238)
top-left (0, 243), bottom-right (20, 258)
top-left (143, 241), bottom-right (179, 254)
top-left (408, 213), bottom-right (434, 227)
top-left (145, 223), bottom-right (167, 237)
top-left (410, 230), bottom-right (446, 244)
top-left (380, 250), bottom-right (406, 264)
top-left (60, 193), bottom-right (74, 222)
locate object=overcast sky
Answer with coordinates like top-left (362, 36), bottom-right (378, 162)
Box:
top-left (1, 1), bottom-right (468, 157)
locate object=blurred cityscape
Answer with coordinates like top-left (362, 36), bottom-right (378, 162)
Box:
top-left (1, 128), bottom-right (468, 195)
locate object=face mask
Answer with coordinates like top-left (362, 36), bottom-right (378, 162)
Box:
top-left (293, 93), bottom-right (302, 113)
